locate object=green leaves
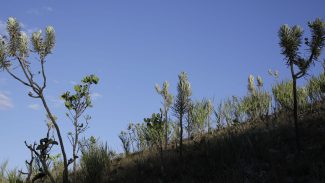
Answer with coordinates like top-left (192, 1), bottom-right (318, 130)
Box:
top-left (31, 26), bottom-right (56, 59)
top-left (61, 75), bottom-right (99, 111)
top-left (61, 91), bottom-right (73, 109)
top-left (178, 72), bottom-right (192, 99)
top-left (64, 101), bottom-right (73, 110)
top-left (7, 17), bottom-right (21, 57)
top-left (308, 18), bottom-right (325, 58)
top-left (82, 74), bottom-right (99, 84)
top-left (306, 73), bottom-right (325, 103)
top-left (188, 99), bottom-right (212, 135)
top-left (143, 113), bottom-right (164, 147)
top-left (278, 24), bottom-right (303, 61)
top-left (155, 81), bottom-right (173, 113)
top-left (174, 72), bottom-right (192, 116)
top-left (18, 31), bottom-right (28, 57)
top-left (0, 17), bottom-right (57, 64)
top-left (74, 85), bottom-right (82, 92)
top-left (144, 113), bottom-right (163, 130)
top-left (119, 131), bottom-right (130, 155)
top-left (31, 30), bottom-right (43, 54)
top-left (0, 37), bottom-right (9, 70)
top-left (279, 18), bottom-right (325, 77)
top-left (44, 26), bottom-right (55, 55)
top-left (272, 80), bottom-right (308, 110)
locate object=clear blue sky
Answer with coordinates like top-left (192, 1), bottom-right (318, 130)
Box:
top-left (0, 0), bottom-right (324, 169)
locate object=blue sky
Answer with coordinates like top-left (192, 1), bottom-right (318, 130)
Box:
top-left (0, 0), bottom-right (324, 169)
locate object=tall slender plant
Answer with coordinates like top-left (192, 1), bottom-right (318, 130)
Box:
top-left (155, 81), bottom-right (173, 149)
top-left (278, 18), bottom-right (325, 150)
top-left (0, 17), bottom-right (69, 183)
top-left (61, 74), bottom-right (99, 183)
top-left (172, 72), bottom-right (192, 158)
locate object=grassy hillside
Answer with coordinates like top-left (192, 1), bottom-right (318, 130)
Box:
top-left (107, 107), bottom-right (325, 183)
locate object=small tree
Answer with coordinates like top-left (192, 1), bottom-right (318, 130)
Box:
top-left (278, 18), bottom-right (325, 150)
top-left (306, 73), bottom-right (325, 104)
top-left (155, 81), bottom-right (173, 149)
top-left (172, 72), bottom-right (191, 158)
top-left (144, 113), bottom-right (164, 160)
top-left (119, 131), bottom-right (131, 155)
top-left (0, 17), bottom-right (69, 183)
top-left (61, 74), bottom-right (99, 183)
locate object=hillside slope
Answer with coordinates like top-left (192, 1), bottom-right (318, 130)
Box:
top-left (108, 110), bottom-right (325, 183)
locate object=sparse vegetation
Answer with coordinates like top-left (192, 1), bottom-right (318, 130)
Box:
top-left (61, 74), bottom-right (99, 183)
top-left (1, 14), bottom-right (324, 183)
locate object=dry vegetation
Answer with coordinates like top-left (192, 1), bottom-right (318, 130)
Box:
top-left (107, 105), bottom-right (325, 183)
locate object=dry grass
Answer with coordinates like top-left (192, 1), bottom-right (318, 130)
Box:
top-left (107, 106), bottom-right (325, 183)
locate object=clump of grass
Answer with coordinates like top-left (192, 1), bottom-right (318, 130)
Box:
top-left (0, 161), bottom-right (23, 183)
top-left (79, 137), bottom-right (112, 183)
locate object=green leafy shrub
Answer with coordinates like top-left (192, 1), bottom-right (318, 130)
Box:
top-left (219, 96), bottom-right (245, 126)
top-left (306, 73), bottom-right (325, 103)
top-left (0, 161), bottom-right (8, 183)
top-left (80, 137), bottom-right (111, 183)
top-left (0, 161), bottom-right (23, 183)
top-left (119, 131), bottom-right (131, 155)
top-left (242, 91), bottom-right (271, 120)
top-left (242, 75), bottom-right (271, 121)
top-left (272, 80), bottom-right (308, 111)
top-left (144, 113), bottom-right (164, 149)
top-left (188, 99), bottom-right (213, 137)
top-left (6, 168), bottom-right (23, 183)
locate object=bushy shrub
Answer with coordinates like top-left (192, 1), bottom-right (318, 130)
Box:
top-left (144, 113), bottom-right (164, 151)
top-left (272, 80), bottom-right (308, 111)
top-left (241, 75), bottom-right (271, 121)
top-left (119, 131), bottom-right (131, 155)
top-left (306, 73), bottom-right (325, 103)
top-left (120, 114), bottom-right (174, 155)
top-left (188, 100), bottom-right (211, 137)
top-left (121, 122), bottom-right (149, 153)
top-left (242, 91), bottom-right (271, 121)
top-left (80, 137), bottom-right (111, 183)
top-left (220, 96), bottom-right (245, 126)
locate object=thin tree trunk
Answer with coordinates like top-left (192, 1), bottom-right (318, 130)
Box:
top-left (207, 116), bottom-right (211, 134)
top-left (164, 109), bottom-right (168, 150)
top-left (160, 137), bottom-right (163, 162)
top-left (25, 151), bottom-right (34, 183)
top-left (179, 113), bottom-right (183, 158)
top-left (40, 94), bottom-right (69, 183)
top-left (187, 111), bottom-right (190, 140)
top-left (73, 117), bottom-right (78, 183)
top-left (292, 77), bottom-right (300, 152)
